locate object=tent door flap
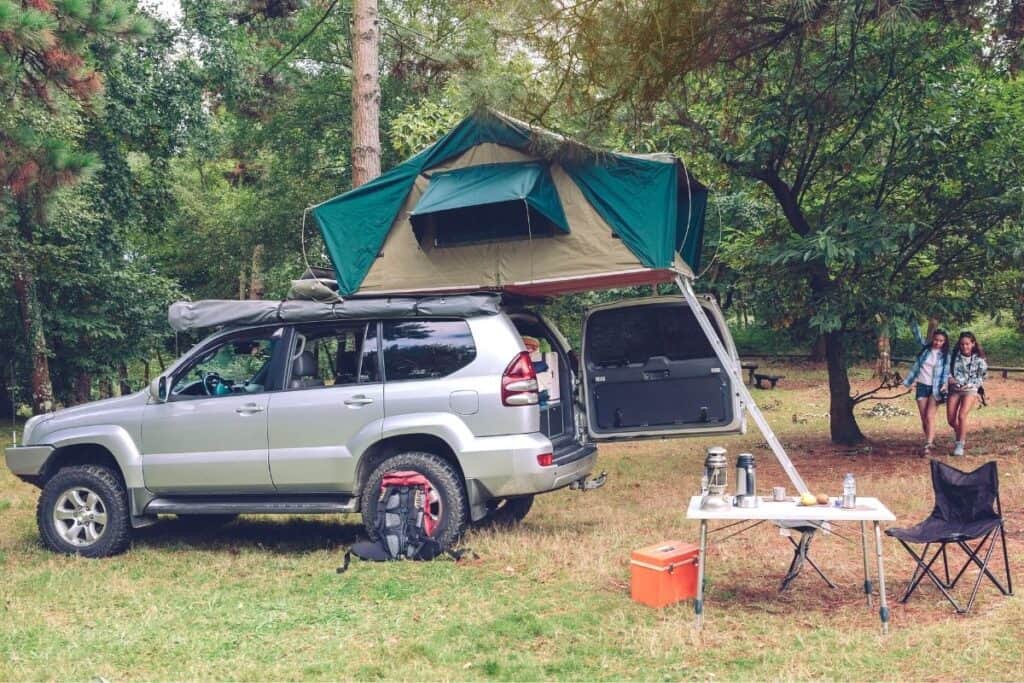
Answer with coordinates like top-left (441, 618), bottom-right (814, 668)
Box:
top-left (581, 296), bottom-right (743, 441)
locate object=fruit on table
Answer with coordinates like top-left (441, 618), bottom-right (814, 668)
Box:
top-left (800, 493), bottom-right (817, 506)
top-left (816, 493), bottom-right (830, 505)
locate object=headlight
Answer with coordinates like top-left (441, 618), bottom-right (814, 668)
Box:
top-left (20, 414), bottom-right (50, 446)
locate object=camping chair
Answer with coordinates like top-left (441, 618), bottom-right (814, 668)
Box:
top-left (886, 460), bottom-right (1013, 614)
top-left (775, 521), bottom-right (838, 592)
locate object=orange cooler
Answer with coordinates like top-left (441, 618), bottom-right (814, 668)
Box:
top-left (630, 541), bottom-right (700, 608)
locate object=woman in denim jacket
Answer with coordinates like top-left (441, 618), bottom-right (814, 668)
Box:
top-left (902, 324), bottom-right (950, 456)
top-left (947, 331), bottom-right (988, 457)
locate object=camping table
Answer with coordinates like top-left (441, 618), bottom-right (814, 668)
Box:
top-left (685, 496), bottom-right (897, 633)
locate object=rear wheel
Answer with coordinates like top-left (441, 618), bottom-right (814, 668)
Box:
top-left (37, 465), bottom-right (132, 558)
top-left (361, 452), bottom-right (467, 549)
top-left (478, 495), bottom-right (534, 527)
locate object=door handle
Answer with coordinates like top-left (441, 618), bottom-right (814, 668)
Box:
top-left (344, 395), bottom-right (374, 407)
top-left (235, 403), bottom-right (265, 415)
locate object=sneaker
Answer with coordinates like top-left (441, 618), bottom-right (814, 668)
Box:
top-left (952, 441), bottom-right (965, 457)
top-left (921, 442), bottom-right (934, 458)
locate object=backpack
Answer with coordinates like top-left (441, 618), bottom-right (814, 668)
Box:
top-left (337, 471), bottom-right (466, 572)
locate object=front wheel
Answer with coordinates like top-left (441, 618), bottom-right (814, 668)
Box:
top-left (361, 452), bottom-right (467, 549)
top-left (37, 465), bottom-right (132, 558)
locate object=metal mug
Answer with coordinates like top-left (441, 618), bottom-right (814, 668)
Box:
top-left (772, 486), bottom-right (786, 502)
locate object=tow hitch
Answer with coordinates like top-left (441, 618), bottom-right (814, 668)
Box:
top-left (570, 471), bottom-right (607, 491)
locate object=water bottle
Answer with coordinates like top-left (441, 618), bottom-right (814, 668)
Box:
top-left (842, 473), bottom-right (856, 509)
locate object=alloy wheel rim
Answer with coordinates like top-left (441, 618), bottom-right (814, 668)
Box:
top-left (53, 487), bottom-right (108, 547)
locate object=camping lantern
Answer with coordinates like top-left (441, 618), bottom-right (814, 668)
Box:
top-left (701, 446), bottom-right (730, 509)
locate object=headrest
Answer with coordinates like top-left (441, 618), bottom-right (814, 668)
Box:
top-left (292, 350), bottom-right (318, 378)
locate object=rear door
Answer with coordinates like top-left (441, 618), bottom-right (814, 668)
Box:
top-left (581, 295), bottom-right (743, 440)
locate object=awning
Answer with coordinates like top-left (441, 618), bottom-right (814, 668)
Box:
top-left (410, 162), bottom-right (569, 247)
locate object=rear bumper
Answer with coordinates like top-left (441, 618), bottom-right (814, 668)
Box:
top-left (460, 432), bottom-right (598, 499)
top-left (4, 444), bottom-right (53, 485)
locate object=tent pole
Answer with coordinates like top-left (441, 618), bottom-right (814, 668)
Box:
top-left (675, 275), bottom-right (810, 496)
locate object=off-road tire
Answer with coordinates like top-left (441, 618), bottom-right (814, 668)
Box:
top-left (361, 451), bottom-right (468, 549)
top-left (477, 495), bottom-right (534, 527)
top-left (37, 465), bottom-right (132, 558)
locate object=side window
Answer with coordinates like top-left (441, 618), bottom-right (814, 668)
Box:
top-left (382, 320), bottom-right (476, 381)
top-left (289, 322), bottom-right (378, 389)
top-left (171, 328), bottom-right (284, 399)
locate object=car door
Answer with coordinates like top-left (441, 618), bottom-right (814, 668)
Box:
top-left (267, 321), bottom-right (384, 493)
top-left (580, 295), bottom-right (744, 440)
top-left (141, 326), bottom-right (287, 493)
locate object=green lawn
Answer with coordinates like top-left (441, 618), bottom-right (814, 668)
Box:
top-left (1, 365), bottom-right (1022, 680)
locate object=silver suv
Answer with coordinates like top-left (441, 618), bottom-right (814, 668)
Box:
top-left (5, 294), bottom-right (741, 557)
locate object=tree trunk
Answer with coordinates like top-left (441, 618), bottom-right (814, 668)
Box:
top-left (12, 269), bottom-right (54, 414)
top-left (810, 334), bottom-right (827, 362)
top-left (99, 377), bottom-right (112, 399)
top-left (351, 0), bottom-right (381, 187)
top-left (249, 244), bottom-right (265, 300)
top-left (118, 363), bottom-right (130, 396)
top-left (156, 348), bottom-right (166, 372)
top-left (143, 360), bottom-right (151, 384)
top-left (0, 367), bottom-right (13, 419)
top-left (874, 332), bottom-right (891, 378)
top-left (238, 268), bottom-right (247, 300)
top-left (74, 372), bottom-right (92, 405)
top-left (825, 331), bottom-right (865, 445)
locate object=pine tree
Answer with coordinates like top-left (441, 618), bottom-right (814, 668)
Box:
top-left (0, 0), bottom-right (148, 413)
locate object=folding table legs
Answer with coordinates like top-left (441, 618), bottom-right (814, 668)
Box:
top-left (860, 522), bottom-right (873, 608)
top-left (695, 519), bottom-right (707, 629)
top-left (874, 522), bottom-right (890, 634)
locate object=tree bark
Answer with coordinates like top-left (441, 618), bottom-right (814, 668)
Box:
top-left (825, 331), bottom-right (865, 445)
top-left (0, 366), bottom-right (13, 419)
top-left (351, 0), bottom-right (381, 187)
top-left (74, 372), bottom-right (92, 405)
top-left (118, 363), bottom-right (130, 396)
top-left (249, 244), bottom-right (265, 300)
top-left (238, 268), bottom-right (247, 300)
top-left (99, 377), bottom-right (112, 399)
top-left (874, 332), bottom-right (891, 378)
top-left (12, 269), bottom-right (54, 414)
top-left (810, 334), bottom-right (827, 361)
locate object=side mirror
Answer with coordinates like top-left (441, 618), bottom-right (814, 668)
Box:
top-left (150, 376), bottom-right (169, 403)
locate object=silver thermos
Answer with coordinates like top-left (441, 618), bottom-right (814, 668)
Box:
top-left (734, 452), bottom-right (758, 507)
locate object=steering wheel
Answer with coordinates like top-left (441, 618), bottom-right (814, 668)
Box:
top-left (202, 371), bottom-right (224, 396)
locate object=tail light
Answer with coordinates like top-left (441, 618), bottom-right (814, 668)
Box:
top-left (536, 453), bottom-right (553, 467)
top-left (502, 351), bottom-right (539, 406)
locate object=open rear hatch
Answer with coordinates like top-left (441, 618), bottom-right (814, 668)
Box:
top-left (581, 295), bottom-right (744, 440)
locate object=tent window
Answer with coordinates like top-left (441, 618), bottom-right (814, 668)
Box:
top-left (414, 200), bottom-right (558, 248)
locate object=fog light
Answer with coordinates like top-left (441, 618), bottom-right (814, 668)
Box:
top-left (537, 453), bottom-right (553, 467)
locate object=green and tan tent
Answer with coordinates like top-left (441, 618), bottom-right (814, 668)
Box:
top-left (312, 109), bottom-right (708, 297)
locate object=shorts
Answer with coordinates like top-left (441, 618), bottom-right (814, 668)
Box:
top-left (915, 383), bottom-right (933, 400)
top-left (952, 386), bottom-right (979, 396)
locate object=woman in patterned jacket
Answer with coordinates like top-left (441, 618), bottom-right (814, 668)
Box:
top-left (946, 331), bottom-right (988, 457)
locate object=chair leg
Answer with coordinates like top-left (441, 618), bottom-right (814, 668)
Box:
top-left (999, 523), bottom-right (1013, 596)
top-left (954, 532), bottom-right (1012, 596)
top-left (947, 533), bottom-right (993, 590)
top-left (896, 540), bottom-right (966, 612)
top-left (963, 532), bottom-right (1000, 614)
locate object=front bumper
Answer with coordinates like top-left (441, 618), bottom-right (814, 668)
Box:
top-left (4, 444), bottom-right (54, 484)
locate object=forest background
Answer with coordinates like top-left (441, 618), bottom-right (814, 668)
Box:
top-left (2, 0), bottom-right (1023, 446)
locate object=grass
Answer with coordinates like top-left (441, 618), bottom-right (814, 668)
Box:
top-left (1, 363), bottom-right (1022, 680)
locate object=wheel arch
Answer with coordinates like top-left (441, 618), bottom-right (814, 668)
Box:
top-left (355, 433), bottom-right (466, 499)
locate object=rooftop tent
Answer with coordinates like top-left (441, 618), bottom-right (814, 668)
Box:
top-left (312, 109), bottom-right (708, 296)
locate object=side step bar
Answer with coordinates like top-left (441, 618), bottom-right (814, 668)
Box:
top-left (145, 495), bottom-right (358, 516)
